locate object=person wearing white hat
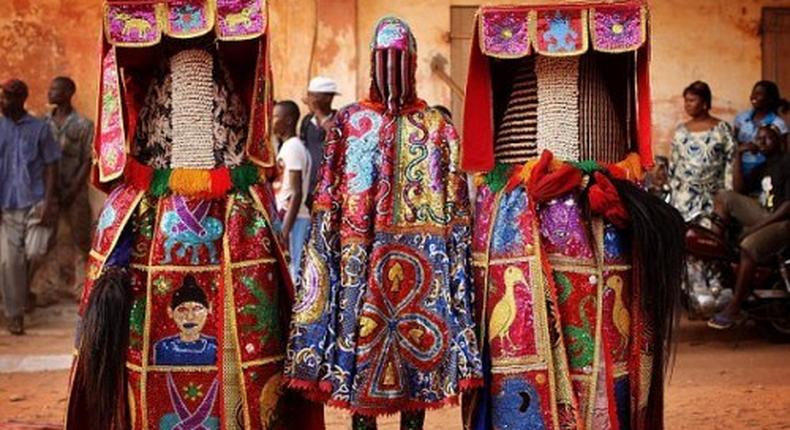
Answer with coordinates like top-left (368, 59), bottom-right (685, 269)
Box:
top-left (300, 76), bottom-right (339, 209)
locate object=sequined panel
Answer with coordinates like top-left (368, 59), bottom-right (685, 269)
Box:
top-left (601, 269), bottom-right (632, 363)
top-left (165, 0), bottom-right (213, 38)
top-left (490, 372), bottom-right (551, 430)
top-left (532, 8), bottom-right (588, 56)
top-left (104, 4), bottom-right (161, 46)
top-left (590, 5), bottom-right (647, 53)
top-left (231, 264), bottom-right (283, 361)
top-left (479, 9), bottom-right (530, 58)
top-left (486, 262), bottom-right (538, 359)
top-left (149, 196), bottom-right (226, 266)
top-left (91, 185), bottom-right (144, 258)
top-left (145, 371), bottom-right (221, 430)
top-left (538, 194), bottom-right (594, 260)
top-left (216, 0), bottom-right (267, 40)
top-left (97, 47), bottom-right (127, 181)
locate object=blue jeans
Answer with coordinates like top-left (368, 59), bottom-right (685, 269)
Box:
top-left (289, 217), bottom-right (311, 283)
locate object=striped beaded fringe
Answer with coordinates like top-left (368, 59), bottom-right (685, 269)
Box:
top-left (170, 49), bottom-right (216, 170)
top-left (494, 57), bottom-right (539, 165)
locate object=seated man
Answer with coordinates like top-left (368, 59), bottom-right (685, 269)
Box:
top-left (708, 124), bottom-right (790, 329)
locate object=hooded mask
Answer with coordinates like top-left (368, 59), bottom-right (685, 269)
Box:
top-left (368, 17), bottom-right (418, 114)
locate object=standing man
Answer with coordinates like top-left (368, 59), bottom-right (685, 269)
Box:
top-left (300, 76), bottom-right (338, 209)
top-left (0, 79), bottom-right (61, 335)
top-left (273, 100), bottom-right (312, 281)
top-left (43, 76), bottom-right (94, 293)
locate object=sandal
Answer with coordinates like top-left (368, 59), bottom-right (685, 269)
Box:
top-left (707, 311), bottom-right (745, 330)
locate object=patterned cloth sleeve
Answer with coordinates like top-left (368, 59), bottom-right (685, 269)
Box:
top-left (285, 111), bottom-right (347, 388)
top-left (440, 116), bottom-right (482, 379)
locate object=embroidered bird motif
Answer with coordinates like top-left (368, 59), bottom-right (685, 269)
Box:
top-left (607, 275), bottom-right (630, 350)
top-left (488, 266), bottom-right (526, 351)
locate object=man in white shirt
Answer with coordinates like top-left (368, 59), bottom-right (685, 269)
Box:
top-left (300, 76), bottom-right (339, 209)
top-left (273, 100), bottom-right (312, 281)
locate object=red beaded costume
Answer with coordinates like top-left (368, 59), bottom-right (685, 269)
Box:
top-left (461, 3), bottom-right (684, 430)
top-left (65, 2), bottom-right (322, 429)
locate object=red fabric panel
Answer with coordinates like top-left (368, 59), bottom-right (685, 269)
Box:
top-left (461, 21), bottom-right (495, 173)
top-left (637, 38), bottom-right (653, 168)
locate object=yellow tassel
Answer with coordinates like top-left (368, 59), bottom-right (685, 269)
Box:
top-left (169, 169), bottom-right (212, 196)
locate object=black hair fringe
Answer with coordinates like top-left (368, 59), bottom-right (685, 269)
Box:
top-left (609, 177), bottom-right (686, 430)
top-left (70, 268), bottom-right (132, 430)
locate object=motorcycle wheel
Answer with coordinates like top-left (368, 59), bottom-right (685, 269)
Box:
top-left (756, 290), bottom-right (790, 343)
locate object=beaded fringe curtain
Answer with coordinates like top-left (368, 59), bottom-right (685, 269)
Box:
top-left (170, 49), bottom-right (217, 169)
top-left (536, 56), bottom-right (580, 161)
top-left (578, 52), bottom-right (633, 163)
top-left (494, 57), bottom-right (539, 164)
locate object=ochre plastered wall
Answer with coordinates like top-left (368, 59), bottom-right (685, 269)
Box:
top-left (2, 0), bottom-right (789, 159)
top-left (270, 0), bottom-right (358, 110)
top-left (0, 0), bottom-right (102, 117)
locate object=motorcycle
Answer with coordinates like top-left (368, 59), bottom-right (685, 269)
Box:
top-left (685, 217), bottom-right (790, 341)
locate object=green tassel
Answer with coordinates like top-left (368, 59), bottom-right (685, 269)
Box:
top-left (485, 163), bottom-right (512, 194)
top-left (151, 169), bottom-right (172, 197)
top-left (231, 164), bottom-right (260, 191)
top-left (570, 159), bottom-right (602, 175)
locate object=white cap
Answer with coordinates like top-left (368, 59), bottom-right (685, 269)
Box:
top-left (307, 76), bottom-right (340, 95)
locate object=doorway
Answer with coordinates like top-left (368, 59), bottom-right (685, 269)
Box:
top-left (762, 8), bottom-right (790, 118)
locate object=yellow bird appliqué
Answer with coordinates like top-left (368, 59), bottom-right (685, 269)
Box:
top-left (488, 266), bottom-right (527, 350)
top-left (607, 275), bottom-right (630, 348)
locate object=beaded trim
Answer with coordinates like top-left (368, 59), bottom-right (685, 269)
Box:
top-left (536, 56), bottom-right (580, 161)
top-left (170, 49), bottom-right (217, 169)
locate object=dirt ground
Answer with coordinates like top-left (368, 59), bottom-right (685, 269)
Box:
top-left (0, 306), bottom-right (789, 430)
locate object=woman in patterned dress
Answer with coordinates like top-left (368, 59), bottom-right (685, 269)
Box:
top-left (668, 81), bottom-right (735, 315)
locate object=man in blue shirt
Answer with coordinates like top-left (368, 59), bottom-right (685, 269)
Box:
top-left (0, 79), bottom-right (61, 335)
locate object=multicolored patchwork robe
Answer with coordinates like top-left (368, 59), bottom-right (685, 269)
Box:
top-left (465, 153), bottom-right (679, 430)
top-left (66, 182), bottom-right (316, 429)
top-left (284, 100), bottom-right (483, 415)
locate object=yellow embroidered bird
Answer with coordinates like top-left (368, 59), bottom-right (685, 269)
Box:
top-left (488, 266), bottom-right (526, 350)
top-left (607, 275), bottom-right (630, 349)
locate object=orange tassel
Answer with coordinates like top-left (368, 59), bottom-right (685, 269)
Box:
top-left (169, 169), bottom-right (211, 197)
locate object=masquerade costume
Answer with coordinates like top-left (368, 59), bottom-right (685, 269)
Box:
top-left (66, 1), bottom-right (322, 429)
top-left (285, 17), bottom-right (483, 421)
top-left (461, 3), bottom-right (684, 430)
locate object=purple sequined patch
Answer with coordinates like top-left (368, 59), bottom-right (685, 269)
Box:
top-left (591, 6), bottom-right (644, 51)
top-left (481, 10), bottom-right (530, 57)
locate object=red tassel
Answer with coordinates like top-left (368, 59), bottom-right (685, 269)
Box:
top-left (209, 167), bottom-right (232, 198)
top-left (606, 164), bottom-right (629, 181)
top-left (589, 172), bottom-right (630, 228)
top-left (528, 151), bottom-right (583, 204)
top-left (124, 159), bottom-right (153, 192)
